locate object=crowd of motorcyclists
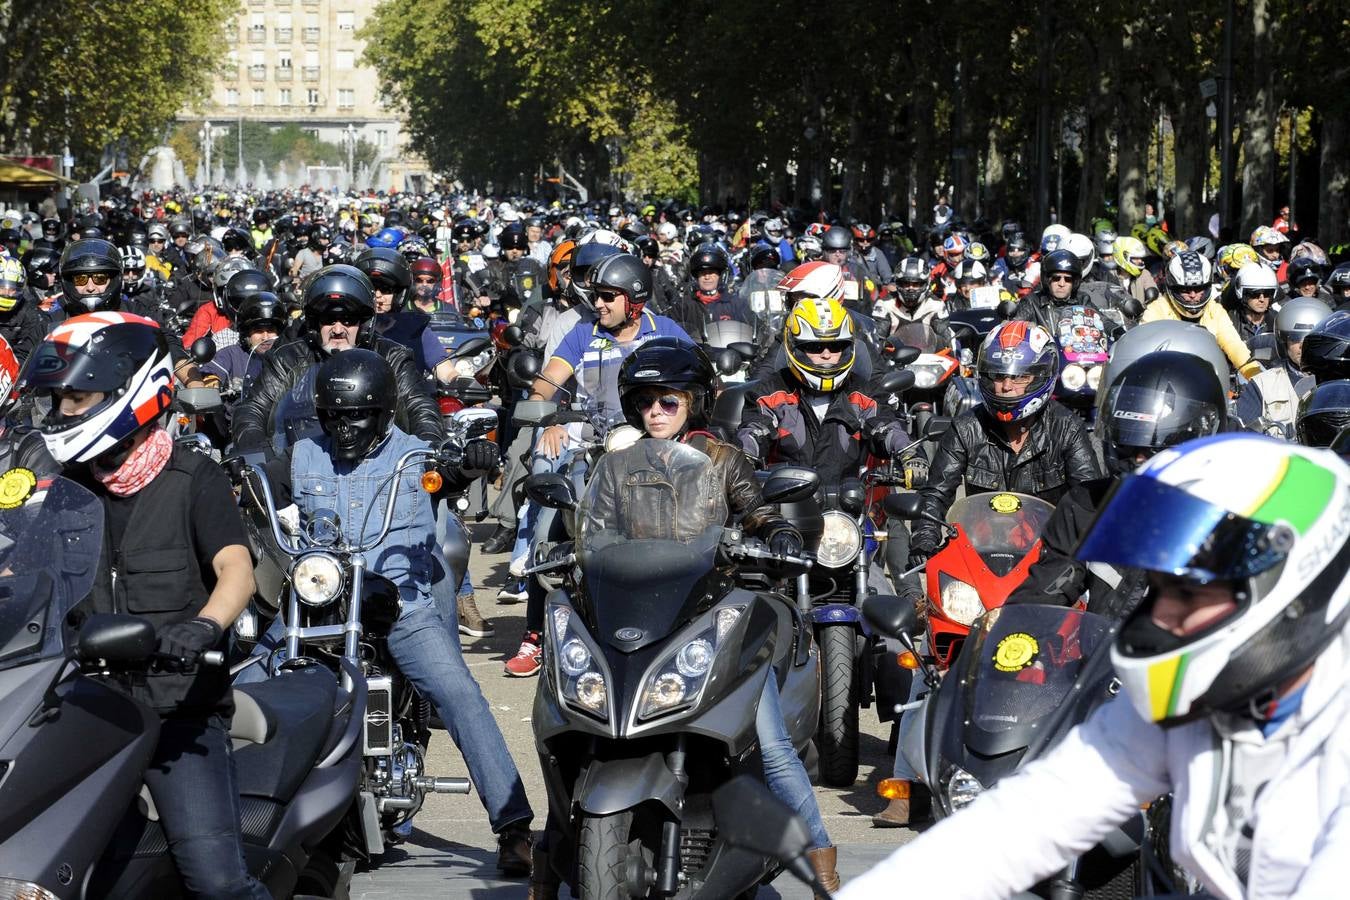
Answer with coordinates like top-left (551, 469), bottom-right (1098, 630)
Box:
top-left (0, 185), bottom-right (1347, 900)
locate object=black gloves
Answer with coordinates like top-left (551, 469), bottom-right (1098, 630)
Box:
top-left (156, 617), bottom-right (223, 668)
top-left (868, 419), bottom-right (905, 456)
top-left (458, 439), bottom-right (500, 478)
top-left (907, 545), bottom-right (934, 572)
top-left (902, 455), bottom-right (930, 488)
top-left (769, 530), bottom-right (804, 557)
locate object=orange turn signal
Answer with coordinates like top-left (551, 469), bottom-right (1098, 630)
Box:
top-left (177, 416), bottom-right (191, 428)
top-left (420, 470), bottom-right (443, 493)
top-left (877, 778), bottom-right (911, 800)
top-left (896, 650), bottom-right (920, 670)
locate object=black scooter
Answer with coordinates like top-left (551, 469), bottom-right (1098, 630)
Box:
top-left (0, 476), bottom-right (364, 899)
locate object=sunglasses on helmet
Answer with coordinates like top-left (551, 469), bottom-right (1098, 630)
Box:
top-left (71, 273), bottom-right (112, 287)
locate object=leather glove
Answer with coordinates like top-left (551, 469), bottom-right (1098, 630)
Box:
top-left (768, 530), bottom-right (804, 557)
top-left (902, 455), bottom-right (930, 488)
top-left (546, 541), bottom-right (575, 565)
top-left (156, 617), bottom-right (223, 668)
top-left (458, 439), bottom-right (500, 478)
top-left (907, 546), bottom-right (933, 572)
top-left (868, 419), bottom-right (904, 456)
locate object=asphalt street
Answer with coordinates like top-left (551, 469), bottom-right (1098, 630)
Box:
top-left (349, 517), bottom-right (922, 898)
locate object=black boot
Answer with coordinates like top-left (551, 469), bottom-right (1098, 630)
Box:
top-left (482, 525), bottom-right (514, 554)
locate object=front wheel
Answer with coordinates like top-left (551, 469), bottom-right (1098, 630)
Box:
top-left (816, 624), bottom-right (860, 787)
top-left (578, 810), bottom-right (651, 900)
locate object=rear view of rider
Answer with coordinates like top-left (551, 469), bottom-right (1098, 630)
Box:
top-left (841, 435), bottom-right (1350, 900)
top-left (1142, 249), bottom-right (1263, 378)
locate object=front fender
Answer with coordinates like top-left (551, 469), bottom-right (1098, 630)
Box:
top-left (575, 753), bottom-right (683, 818)
top-left (809, 603), bottom-right (865, 631)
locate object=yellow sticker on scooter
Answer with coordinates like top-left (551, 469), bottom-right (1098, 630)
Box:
top-left (990, 493), bottom-right (1021, 514)
top-left (993, 632), bottom-right (1039, 672)
top-left (0, 467), bottom-right (37, 509)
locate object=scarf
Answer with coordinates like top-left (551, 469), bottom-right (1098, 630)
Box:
top-left (92, 426), bottom-right (173, 497)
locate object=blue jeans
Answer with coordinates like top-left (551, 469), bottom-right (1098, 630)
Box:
top-left (143, 715), bottom-right (270, 899)
top-left (757, 677), bottom-right (830, 850)
top-left (394, 597), bottom-right (533, 833)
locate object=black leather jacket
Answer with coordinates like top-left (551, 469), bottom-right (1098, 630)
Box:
top-left (232, 336), bottom-right (444, 453)
top-left (912, 400), bottom-right (1103, 553)
top-left (1012, 287), bottom-right (1105, 333)
top-left (685, 432), bottom-right (794, 542)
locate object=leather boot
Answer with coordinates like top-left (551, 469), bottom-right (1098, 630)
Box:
top-left (807, 845), bottom-right (840, 893)
top-left (527, 845), bottom-right (559, 900)
top-left (872, 796), bottom-right (911, 828)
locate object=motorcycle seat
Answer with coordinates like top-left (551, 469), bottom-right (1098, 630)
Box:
top-left (230, 689), bottom-right (276, 746)
top-left (231, 666), bottom-right (339, 802)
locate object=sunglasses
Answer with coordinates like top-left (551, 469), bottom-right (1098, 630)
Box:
top-left (319, 312), bottom-right (364, 327)
top-left (149, 238), bottom-right (166, 245)
top-left (798, 340), bottom-right (851, 355)
top-left (594, 289), bottom-right (627, 303)
top-left (1047, 274), bottom-right (1076, 284)
top-left (1245, 290), bottom-right (1275, 300)
top-left (635, 393), bottom-right (684, 414)
top-left (71, 273), bottom-right (112, 287)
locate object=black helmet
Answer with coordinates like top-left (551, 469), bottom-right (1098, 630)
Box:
top-left (168, 219), bottom-right (192, 239)
top-left (1038, 248), bottom-right (1081, 293)
top-left (236, 290), bottom-right (287, 350)
top-left (1097, 350), bottom-right (1227, 474)
top-left (589, 253), bottom-right (652, 319)
top-left (749, 244), bottom-right (780, 270)
top-left (1296, 380), bottom-right (1350, 449)
top-left (313, 348), bottom-right (397, 460)
top-left (1328, 262), bottom-right (1350, 299)
top-left (309, 225), bottom-right (331, 249)
top-left (821, 226), bottom-right (851, 252)
top-left (59, 238), bottom-right (124, 312)
top-left (618, 338), bottom-right (715, 432)
top-left (123, 229), bottom-right (149, 251)
top-left (221, 226), bottom-right (256, 258)
top-left (894, 256), bottom-right (931, 310)
top-left (353, 247), bottom-right (412, 312)
top-left (451, 220), bottom-right (479, 245)
top-left (222, 269), bottom-right (272, 319)
top-left (1005, 233), bottom-right (1031, 267)
top-left (302, 264), bottom-right (377, 352)
top-left (21, 246), bottom-right (60, 286)
top-left (253, 208), bottom-right (272, 227)
top-left (1301, 310), bottom-right (1350, 384)
top-left (1287, 256), bottom-right (1323, 288)
top-left (632, 234), bottom-right (660, 261)
top-left (568, 242), bottom-right (624, 308)
top-left (498, 224), bottom-right (528, 252)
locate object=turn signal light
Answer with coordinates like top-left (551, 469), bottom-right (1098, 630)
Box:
top-left (877, 778), bottom-right (911, 800)
top-left (420, 470), bottom-right (443, 493)
top-left (896, 650), bottom-right (920, 670)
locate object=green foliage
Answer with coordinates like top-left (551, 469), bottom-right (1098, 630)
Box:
top-left (209, 122), bottom-right (379, 172)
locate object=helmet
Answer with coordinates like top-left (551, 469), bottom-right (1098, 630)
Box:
top-left (894, 257), bottom-right (931, 310)
top-left (0, 257), bottom-right (25, 312)
top-left (793, 234), bottom-right (822, 262)
top-left (588, 253), bottom-right (652, 320)
top-left (368, 226), bottom-right (407, 249)
top-left (1290, 240), bottom-right (1328, 267)
top-left (954, 260), bottom-right (988, 285)
top-left (147, 223), bottom-right (170, 244)
top-left (1098, 350), bottom-right (1227, 474)
top-left (1113, 236), bottom-right (1147, 278)
top-left (976, 321), bottom-right (1059, 422)
top-left (221, 227), bottom-right (255, 257)
top-left (568, 242), bottom-right (624, 309)
top-left (221, 269), bottom-right (272, 320)
top-left (192, 240), bottom-right (226, 286)
top-left (1004, 233), bottom-right (1031, 269)
top-left (1235, 262), bottom-right (1278, 311)
top-left (1079, 435), bottom-right (1350, 725)
top-left (1141, 227), bottom-right (1169, 258)
top-left (778, 261), bottom-right (845, 304)
top-left (783, 296), bottom-right (855, 392)
top-left (1250, 225), bottom-right (1289, 248)
top-left (821, 226), bottom-right (852, 253)
top-left (966, 241), bottom-right (991, 265)
top-left (168, 219), bottom-right (191, 239)
top-left (749, 244), bottom-right (780, 270)
top-left (498, 224), bottom-right (528, 252)
top-left (656, 222), bottom-right (678, 242)
top-left (1040, 224), bottom-right (1070, 254)
top-left (763, 218), bottom-right (786, 238)
top-left (1303, 311), bottom-right (1350, 383)
top-left (1185, 235), bottom-right (1216, 260)
top-left (1287, 256), bottom-right (1323, 290)
top-left (1163, 251), bottom-right (1214, 318)
top-left (687, 244), bottom-right (730, 287)
top-left (308, 225), bottom-right (332, 248)
top-left (313, 348), bottom-right (397, 461)
top-left (1275, 296), bottom-right (1334, 363)
top-left (396, 235), bottom-right (431, 263)
top-left (302, 264), bottom-right (377, 352)
top-left (1094, 228), bottom-right (1118, 258)
top-left (1217, 243), bottom-right (1259, 281)
top-left (1039, 249), bottom-right (1082, 293)
top-left (0, 333), bottom-right (19, 414)
top-left (1329, 263), bottom-right (1350, 298)
top-left (547, 239), bottom-right (578, 294)
top-left (20, 246), bottom-right (59, 287)
top-left (1162, 239), bottom-right (1190, 260)
top-left (211, 257), bottom-right (256, 306)
top-left (1064, 233), bottom-right (1096, 272)
top-left (353, 247), bottom-right (412, 312)
top-left (941, 233), bottom-right (967, 263)
top-left (851, 223), bottom-right (877, 242)
top-left (1297, 381), bottom-right (1350, 450)
top-left (21, 311), bottom-right (173, 463)
top-left (617, 337), bottom-right (715, 432)
top-left (59, 239), bottom-right (124, 312)
top-left (323, 242), bottom-right (355, 265)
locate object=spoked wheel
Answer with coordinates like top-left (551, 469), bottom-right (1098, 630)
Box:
top-left (578, 810), bottom-right (657, 900)
top-left (816, 624), bottom-right (860, 787)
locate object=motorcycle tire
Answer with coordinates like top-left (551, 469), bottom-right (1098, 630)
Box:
top-left (816, 625), bottom-right (860, 787)
top-left (579, 809), bottom-right (659, 900)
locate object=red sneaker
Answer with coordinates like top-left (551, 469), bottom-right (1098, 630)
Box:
top-left (505, 632), bottom-right (543, 677)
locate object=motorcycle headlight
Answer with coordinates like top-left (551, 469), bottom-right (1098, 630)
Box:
top-left (547, 603), bottom-right (608, 721)
top-left (817, 510), bottom-right (862, 569)
top-left (944, 765), bottom-right (984, 812)
top-left (911, 364), bottom-right (944, 389)
top-left (938, 575), bottom-right (984, 626)
top-left (1086, 365), bottom-right (1103, 391)
top-left (0, 878), bottom-right (59, 900)
top-left (1060, 363), bottom-right (1086, 390)
top-left (291, 553), bottom-right (344, 607)
top-left (637, 605), bottom-right (743, 722)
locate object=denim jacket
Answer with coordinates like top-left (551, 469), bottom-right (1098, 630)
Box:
top-left (290, 426), bottom-right (441, 608)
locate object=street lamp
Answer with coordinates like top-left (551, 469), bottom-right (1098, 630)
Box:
top-left (345, 123), bottom-right (357, 182)
top-left (201, 120), bottom-right (213, 187)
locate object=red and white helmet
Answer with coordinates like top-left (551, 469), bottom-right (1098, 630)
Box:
top-left (777, 261), bottom-right (845, 304)
top-left (20, 311), bottom-right (173, 463)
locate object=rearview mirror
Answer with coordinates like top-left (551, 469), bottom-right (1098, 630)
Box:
top-left (449, 336), bottom-right (492, 360)
top-left (882, 492), bottom-right (923, 520)
top-left (508, 350), bottom-right (543, 385)
top-left (728, 341), bottom-right (757, 361)
top-left (77, 614), bottom-right (157, 664)
top-left (525, 473), bottom-right (577, 511)
top-left (1144, 287), bottom-right (1159, 304)
top-left (1118, 296), bottom-right (1144, 319)
top-left (512, 399), bottom-right (559, 426)
top-left (886, 342), bottom-right (921, 366)
top-left (875, 368), bottom-right (916, 395)
top-left (500, 324), bottom-right (525, 348)
top-left (716, 348), bottom-right (742, 376)
top-left (762, 465), bottom-right (820, 504)
top-left (190, 335), bottom-right (217, 366)
top-left (923, 416), bottom-right (951, 439)
top-left (862, 593), bottom-right (923, 641)
top-left (997, 300), bottom-right (1019, 319)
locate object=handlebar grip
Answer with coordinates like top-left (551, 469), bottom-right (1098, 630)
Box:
top-left (201, 650), bottom-right (225, 667)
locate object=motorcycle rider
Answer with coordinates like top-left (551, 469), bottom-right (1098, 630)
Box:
top-left (821, 224), bottom-right (877, 311)
top-left (1327, 263), bottom-right (1350, 310)
top-left (201, 290), bottom-right (285, 386)
top-left (1234, 296), bottom-right (1332, 437)
top-left (1229, 262), bottom-right (1279, 347)
top-left (1300, 311), bottom-right (1350, 385)
top-left (1111, 235), bottom-right (1157, 306)
top-left (353, 247), bottom-right (434, 371)
top-left (992, 232), bottom-right (1034, 289)
top-left (182, 258), bottom-right (257, 348)
top-left (681, 243), bottom-right (755, 335)
top-left (20, 245), bottom-right (61, 310)
top-left (249, 348), bottom-right (535, 876)
top-left (841, 435), bottom-right (1350, 900)
top-left (874, 257), bottom-right (950, 342)
top-left (288, 224), bottom-right (329, 281)
top-left (0, 256), bottom-right (48, 363)
top-left (850, 222), bottom-right (892, 286)
top-left (1011, 248), bottom-right (1104, 332)
top-left (20, 312), bottom-right (267, 900)
top-left (1142, 250), bottom-right (1263, 378)
top-left (1296, 380), bottom-right (1350, 451)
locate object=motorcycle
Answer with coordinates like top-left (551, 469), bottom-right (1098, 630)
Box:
top-left (0, 475), bottom-right (365, 899)
top-left (1051, 305), bottom-right (1112, 417)
top-left (523, 440), bottom-right (823, 899)
top-left (864, 596), bottom-right (1150, 899)
top-left (888, 321), bottom-right (959, 438)
top-left (701, 319), bottom-right (758, 386)
top-left (238, 442), bottom-right (473, 858)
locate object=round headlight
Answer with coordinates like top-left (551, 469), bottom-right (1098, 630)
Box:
top-left (912, 366), bottom-right (940, 389)
top-left (946, 766), bottom-right (984, 811)
top-left (575, 671), bottom-right (608, 714)
top-left (938, 578), bottom-right (984, 626)
top-left (1060, 364), bottom-right (1086, 390)
top-left (676, 638), bottom-right (714, 678)
top-left (1086, 365), bottom-right (1103, 391)
top-left (817, 510), bottom-right (862, 568)
top-left (641, 672), bottom-right (688, 718)
top-left (560, 638), bottom-right (592, 677)
top-left (291, 553), bottom-right (343, 606)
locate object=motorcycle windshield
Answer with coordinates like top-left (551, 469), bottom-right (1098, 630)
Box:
top-left (964, 604), bottom-right (1112, 749)
top-left (272, 364), bottom-right (322, 452)
top-left (703, 319), bottom-right (756, 349)
top-left (947, 493), bottom-right (1054, 577)
top-left (0, 476), bottom-right (103, 669)
top-left (1054, 306), bottom-right (1110, 363)
top-left (578, 440), bottom-right (728, 649)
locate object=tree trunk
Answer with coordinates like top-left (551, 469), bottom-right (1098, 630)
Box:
top-left (1239, 0), bottom-right (1276, 237)
top-left (984, 123), bottom-right (1006, 224)
top-left (1319, 111), bottom-right (1349, 247)
top-left (912, 91), bottom-right (937, 228)
top-left (1172, 96), bottom-right (1207, 236)
top-left (1076, 111), bottom-right (1111, 229)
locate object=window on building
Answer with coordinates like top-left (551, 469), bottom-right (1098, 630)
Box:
top-left (279, 88), bottom-right (292, 106)
top-left (277, 12), bottom-right (292, 29)
top-left (375, 129), bottom-right (388, 147)
top-left (337, 89), bottom-right (354, 108)
top-left (249, 12), bottom-right (265, 28)
top-left (250, 50), bottom-right (265, 66)
top-left (304, 49), bottom-right (319, 67)
top-left (337, 11), bottom-right (355, 31)
top-left (304, 12), bottom-right (319, 27)
top-left (226, 88), bottom-right (240, 106)
top-left (306, 89), bottom-right (320, 106)
top-left (226, 50), bottom-right (239, 67)
top-left (278, 51), bottom-right (292, 68)
top-left (335, 50), bottom-right (354, 70)
top-left (252, 88), bottom-right (265, 106)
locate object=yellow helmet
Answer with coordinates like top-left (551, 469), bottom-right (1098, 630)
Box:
top-left (1217, 243), bottom-right (1259, 281)
top-left (1144, 226), bottom-right (1171, 257)
top-left (783, 295), bottom-right (855, 392)
top-left (1113, 235), bottom-right (1147, 277)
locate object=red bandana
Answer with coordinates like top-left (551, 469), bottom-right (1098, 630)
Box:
top-left (92, 426), bottom-right (173, 497)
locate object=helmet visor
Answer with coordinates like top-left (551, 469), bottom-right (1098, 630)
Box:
top-left (1100, 384), bottom-right (1223, 450)
top-left (1076, 474), bottom-right (1296, 583)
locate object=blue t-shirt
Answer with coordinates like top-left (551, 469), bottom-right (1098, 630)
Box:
top-left (551, 312), bottom-right (691, 418)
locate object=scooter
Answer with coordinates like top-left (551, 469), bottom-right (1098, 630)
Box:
top-left (523, 441), bottom-right (823, 899)
top-left (0, 476), bottom-right (365, 899)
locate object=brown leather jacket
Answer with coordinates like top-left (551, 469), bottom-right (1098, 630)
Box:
top-left (684, 431), bottom-right (796, 542)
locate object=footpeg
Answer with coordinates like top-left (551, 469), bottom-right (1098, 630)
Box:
top-left (415, 775), bottom-right (472, 794)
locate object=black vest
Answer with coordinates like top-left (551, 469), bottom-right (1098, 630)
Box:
top-left (82, 449), bottom-right (229, 715)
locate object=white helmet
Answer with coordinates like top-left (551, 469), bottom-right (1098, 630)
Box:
top-left (578, 228), bottom-right (633, 254)
top-left (656, 222), bottom-right (678, 242)
top-left (1234, 262), bottom-right (1278, 302)
top-left (1064, 232), bottom-right (1096, 273)
top-left (1040, 223), bottom-right (1071, 254)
